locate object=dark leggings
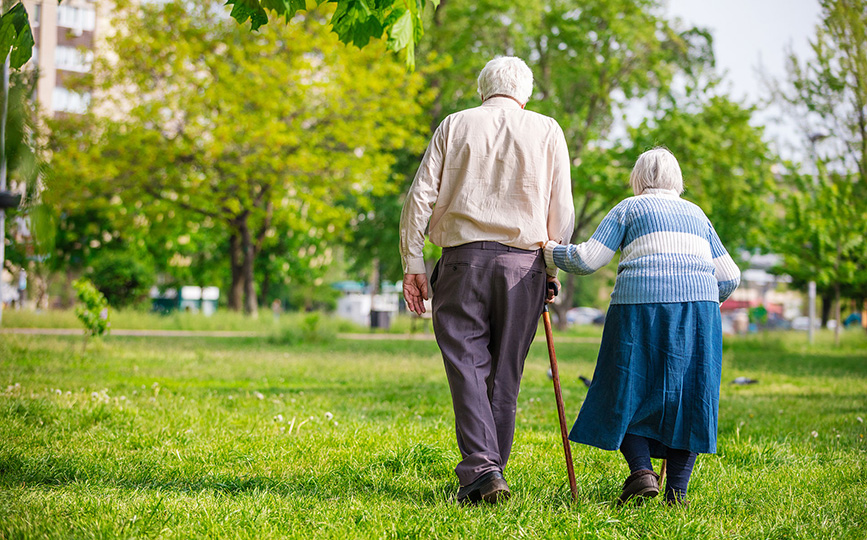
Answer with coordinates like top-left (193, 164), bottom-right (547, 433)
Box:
top-left (619, 433), bottom-right (697, 502)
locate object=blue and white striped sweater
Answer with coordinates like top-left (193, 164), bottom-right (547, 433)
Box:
top-left (545, 189), bottom-right (740, 304)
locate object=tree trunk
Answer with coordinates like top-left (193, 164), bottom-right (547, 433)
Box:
top-left (821, 292), bottom-right (832, 328)
top-left (228, 230), bottom-right (243, 311)
top-left (240, 216), bottom-right (258, 317)
top-left (260, 268), bottom-right (270, 308)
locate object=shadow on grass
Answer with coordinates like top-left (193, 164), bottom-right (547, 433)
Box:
top-left (0, 444), bottom-right (458, 505)
top-left (0, 444), bottom-right (606, 509)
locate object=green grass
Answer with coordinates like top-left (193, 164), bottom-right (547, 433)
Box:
top-left (1, 329), bottom-right (865, 539)
top-left (1, 308), bottom-right (367, 334)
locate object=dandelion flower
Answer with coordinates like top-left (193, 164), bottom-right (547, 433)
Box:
top-left (811, 431), bottom-right (819, 438)
top-left (91, 392), bottom-right (99, 400)
top-left (55, 389), bottom-right (62, 395)
top-left (325, 412), bottom-right (334, 420)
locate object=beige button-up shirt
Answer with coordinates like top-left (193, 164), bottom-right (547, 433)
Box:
top-left (399, 97), bottom-right (575, 276)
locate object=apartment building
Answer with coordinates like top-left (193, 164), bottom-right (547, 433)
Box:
top-left (22, 0), bottom-right (110, 116)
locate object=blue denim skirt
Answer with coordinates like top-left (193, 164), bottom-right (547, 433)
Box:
top-left (568, 301), bottom-right (723, 456)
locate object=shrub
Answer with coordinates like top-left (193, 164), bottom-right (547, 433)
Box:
top-left (73, 278), bottom-right (109, 345)
top-left (89, 250), bottom-right (155, 308)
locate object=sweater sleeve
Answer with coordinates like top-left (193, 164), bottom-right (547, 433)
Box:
top-left (547, 201), bottom-right (628, 276)
top-left (708, 223), bottom-right (740, 303)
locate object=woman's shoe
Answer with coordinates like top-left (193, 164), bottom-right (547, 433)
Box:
top-left (618, 469), bottom-right (660, 504)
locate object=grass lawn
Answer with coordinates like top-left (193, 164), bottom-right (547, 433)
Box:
top-left (1, 328), bottom-right (866, 539)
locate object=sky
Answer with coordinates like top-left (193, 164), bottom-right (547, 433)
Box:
top-left (665, 0), bottom-right (823, 155)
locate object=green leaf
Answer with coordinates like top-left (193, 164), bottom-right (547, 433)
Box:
top-left (226, 0), bottom-right (269, 30)
top-left (0, 3), bottom-right (35, 69)
top-left (331, 0), bottom-right (383, 48)
top-left (386, 9), bottom-right (412, 52)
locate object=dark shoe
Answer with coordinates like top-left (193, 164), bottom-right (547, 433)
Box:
top-left (457, 471), bottom-right (511, 505)
top-left (618, 469), bottom-right (659, 504)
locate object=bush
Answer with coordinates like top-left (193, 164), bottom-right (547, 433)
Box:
top-left (73, 278), bottom-right (109, 341)
top-left (89, 249), bottom-right (155, 308)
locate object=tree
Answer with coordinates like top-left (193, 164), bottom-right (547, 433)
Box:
top-left (774, 0), bottom-right (867, 340)
top-left (779, 0), bottom-right (867, 184)
top-left (772, 169), bottom-right (866, 343)
top-left (226, 0), bottom-right (440, 69)
top-left (45, 0), bottom-right (430, 315)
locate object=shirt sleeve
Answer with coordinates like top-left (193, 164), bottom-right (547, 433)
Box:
top-left (708, 222), bottom-right (740, 303)
top-left (399, 123), bottom-right (446, 275)
top-left (550, 200), bottom-right (628, 275)
top-left (545, 124), bottom-right (575, 275)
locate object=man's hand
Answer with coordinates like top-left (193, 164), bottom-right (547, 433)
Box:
top-left (545, 275), bottom-right (560, 304)
top-left (403, 273), bottom-right (429, 315)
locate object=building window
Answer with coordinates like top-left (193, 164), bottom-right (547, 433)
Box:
top-left (57, 5), bottom-right (96, 34)
top-left (55, 46), bottom-right (93, 72)
top-left (52, 87), bottom-right (91, 114)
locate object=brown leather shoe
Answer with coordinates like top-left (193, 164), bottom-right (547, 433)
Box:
top-left (457, 471), bottom-right (511, 505)
top-left (618, 469), bottom-right (659, 504)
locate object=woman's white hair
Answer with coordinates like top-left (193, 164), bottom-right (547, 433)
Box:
top-left (477, 56), bottom-right (534, 105)
top-left (629, 147), bottom-right (684, 195)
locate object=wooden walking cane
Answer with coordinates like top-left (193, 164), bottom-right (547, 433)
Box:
top-left (542, 285), bottom-right (578, 502)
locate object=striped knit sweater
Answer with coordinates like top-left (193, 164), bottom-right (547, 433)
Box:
top-left (544, 188), bottom-right (741, 305)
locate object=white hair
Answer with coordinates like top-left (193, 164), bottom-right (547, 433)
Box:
top-left (629, 147), bottom-right (684, 195)
top-left (477, 56), bottom-right (534, 105)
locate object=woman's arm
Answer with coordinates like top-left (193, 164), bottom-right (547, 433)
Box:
top-left (543, 202), bottom-right (628, 276)
top-left (708, 223), bottom-right (740, 303)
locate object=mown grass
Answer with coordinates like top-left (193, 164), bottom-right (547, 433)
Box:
top-left (1, 329), bottom-right (865, 539)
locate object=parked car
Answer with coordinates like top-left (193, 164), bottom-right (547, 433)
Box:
top-left (566, 307), bottom-right (604, 326)
top-left (791, 316), bottom-right (821, 331)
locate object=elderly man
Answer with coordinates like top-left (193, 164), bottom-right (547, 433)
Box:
top-left (399, 57), bottom-right (575, 504)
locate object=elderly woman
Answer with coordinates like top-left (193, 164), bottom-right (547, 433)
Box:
top-left (543, 147), bottom-right (740, 505)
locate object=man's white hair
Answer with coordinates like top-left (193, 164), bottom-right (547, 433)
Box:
top-left (477, 56), bottom-right (534, 105)
top-left (629, 147), bottom-right (684, 196)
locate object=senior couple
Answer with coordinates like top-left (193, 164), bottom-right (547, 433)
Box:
top-left (399, 57), bottom-right (740, 506)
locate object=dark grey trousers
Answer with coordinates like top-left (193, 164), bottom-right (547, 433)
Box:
top-left (431, 241), bottom-right (546, 486)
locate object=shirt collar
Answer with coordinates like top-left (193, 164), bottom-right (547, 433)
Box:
top-left (640, 188), bottom-right (680, 198)
top-left (481, 96), bottom-right (523, 109)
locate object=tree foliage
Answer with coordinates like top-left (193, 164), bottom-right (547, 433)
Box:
top-left (46, 0), bottom-right (430, 315)
top-left (226, 0), bottom-right (439, 69)
top-left (779, 0), bottom-right (867, 182)
top-left (0, 2), bottom-right (35, 69)
top-left (773, 0), bottom-right (867, 336)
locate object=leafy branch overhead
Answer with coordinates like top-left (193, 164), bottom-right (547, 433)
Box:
top-left (0, 2), bottom-right (35, 69)
top-left (226, 0), bottom-right (439, 69)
